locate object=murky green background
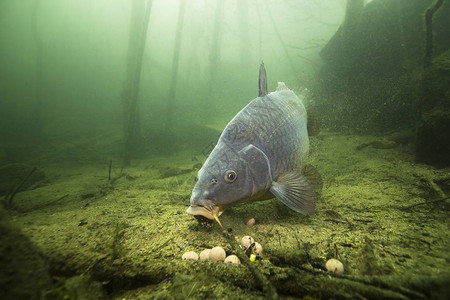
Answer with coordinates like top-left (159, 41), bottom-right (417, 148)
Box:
top-left (1, 0), bottom-right (449, 299)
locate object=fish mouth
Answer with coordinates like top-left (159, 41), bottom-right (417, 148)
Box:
top-left (186, 202), bottom-right (222, 221)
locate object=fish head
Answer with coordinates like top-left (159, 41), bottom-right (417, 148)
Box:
top-left (187, 144), bottom-right (272, 220)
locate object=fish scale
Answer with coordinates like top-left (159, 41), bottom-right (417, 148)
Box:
top-left (222, 91), bottom-right (308, 178)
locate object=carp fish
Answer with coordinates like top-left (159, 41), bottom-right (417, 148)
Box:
top-left (187, 63), bottom-right (317, 223)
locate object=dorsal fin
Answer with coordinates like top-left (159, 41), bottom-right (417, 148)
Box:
top-left (258, 62), bottom-right (268, 97)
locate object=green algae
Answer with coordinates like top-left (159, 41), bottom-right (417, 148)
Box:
top-left (4, 131), bottom-right (449, 299)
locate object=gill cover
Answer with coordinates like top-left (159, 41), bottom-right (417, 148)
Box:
top-left (239, 144), bottom-right (272, 196)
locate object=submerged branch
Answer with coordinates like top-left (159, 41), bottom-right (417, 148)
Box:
top-left (5, 167), bottom-right (37, 209)
top-left (221, 229), bottom-right (279, 299)
top-left (402, 196), bottom-right (449, 210)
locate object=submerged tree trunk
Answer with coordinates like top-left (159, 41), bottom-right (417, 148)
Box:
top-left (238, 0), bottom-right (250, 67)
top-left (122, 0), bottom-right (152, 167)
top-left (424, 0), bottom-right (445, 67)
top-left (165, 0), bottom-right (187, 135)
top-left (263, 0), bottom-right (299, 79)
top-left (255, 1), bottom-right (263, 61)
top-left (31, 0), bottom-right (43, 139)
top-left (341, 0), bottom-right (364, 56)
top-left (207, 0), bottom-right (225, 95)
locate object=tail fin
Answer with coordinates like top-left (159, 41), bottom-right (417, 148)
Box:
top-left (258, 62), bottom-right (268, 97)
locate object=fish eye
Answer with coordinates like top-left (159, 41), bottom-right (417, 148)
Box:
top-left (194, 177), bottom-right (198, 182)
top-left (224, 170), bottom-right (237, 182)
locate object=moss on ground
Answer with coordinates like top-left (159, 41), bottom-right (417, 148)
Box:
top-left (4, 131), bottom-right (449, 299)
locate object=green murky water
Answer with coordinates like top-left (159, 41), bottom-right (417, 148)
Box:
top-left (1, 0), bottom-right (449, 299)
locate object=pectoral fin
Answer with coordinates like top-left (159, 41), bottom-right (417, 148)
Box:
top-left (270, 172), bottom-right (315, 215)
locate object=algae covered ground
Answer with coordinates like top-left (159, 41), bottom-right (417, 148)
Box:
top-left (2, 130), bottom-right (449, 299)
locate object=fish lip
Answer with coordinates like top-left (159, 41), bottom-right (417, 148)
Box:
top-left (186, 202), bottom-right (221, 220)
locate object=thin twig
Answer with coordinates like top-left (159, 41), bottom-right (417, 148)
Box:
top-left (424, 177), bottom-right (446, 198)
top-left (221, 229), bottom-right (279, 299)
top-left (402, 196), bottom-right (449, 210)
top-left (6, 167), bottom-right (37, 209)
top-left (110, 174), bottom-right (124, 185)
top-left (185, 281), bottom-right (197, 299)
top-left (23, 194), bottom-right (69, 212)
top-left (108, 160), bottom-right (113, 181)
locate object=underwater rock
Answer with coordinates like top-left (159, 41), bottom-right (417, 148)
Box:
top-left (326, 258), bottom-right (344, 274)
